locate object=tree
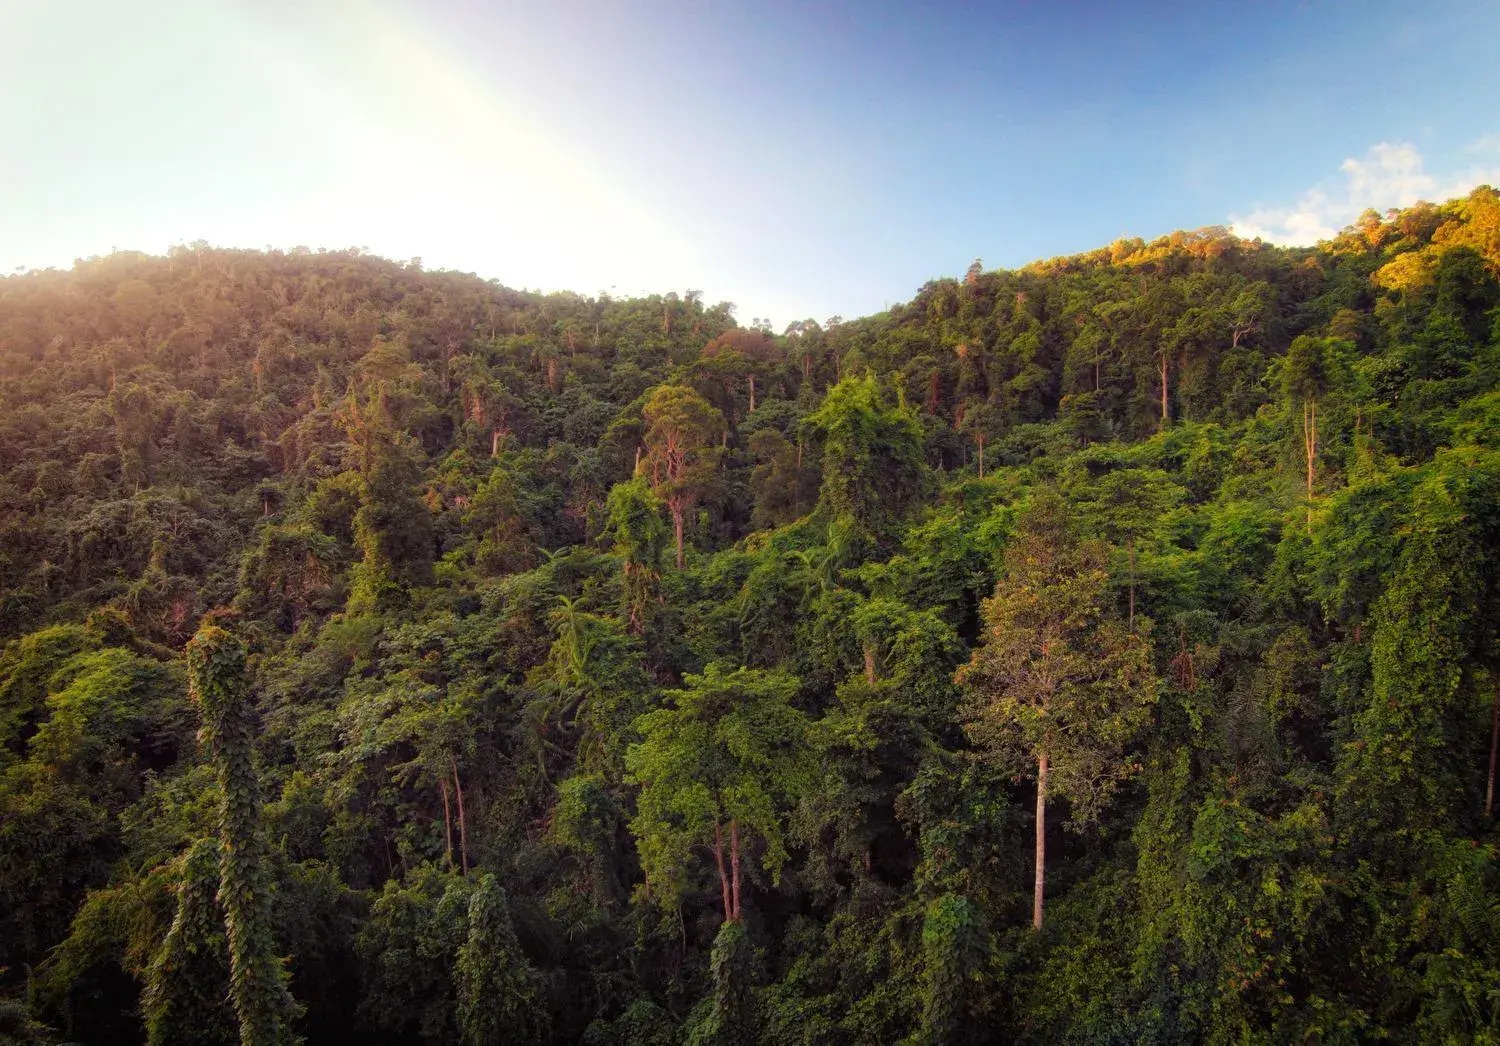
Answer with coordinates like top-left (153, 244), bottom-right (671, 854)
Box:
top-left (186, 625), bottom-right (300, 1046)
top-left (918, 893), bottom-right (985, 1044)
top-left (803, 375), bottom-right (925, 553)
top-left (455, 874), bottom-right (540, 1044)
top-left (1281, 336), bottom-right (1345, 527)
top-left (354, 870), bottom-right (470, 1043)
top-left (626, 664), bottom-right (812, 923)
top-left (700, 329), bottom-right (780, 414)
top-left (606, 477), bottom-right (668, 634)
top-left (956, 491), bottom-right (1157, 928)
top-left (685, 920), bottom-right (759, 1046)
top-left (639, 385), bottom-right (724, 568)
top-left (142, 839), bottom-right (236, 1046)
top-left (746, 428), bottom-right (817, 529)
top-left (1068, 467), bottom-right (1183, 633)
top-left (957, 399), bottom-right (1003, 478)
top-left (347, 435), bottom-right (436, 613)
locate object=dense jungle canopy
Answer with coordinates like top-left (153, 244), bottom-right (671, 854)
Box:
top-left (2, 187), bottom-right (1500, 1044)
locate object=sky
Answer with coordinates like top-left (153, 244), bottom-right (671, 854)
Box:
top-left (1, 0), bottom-right (1498, 327)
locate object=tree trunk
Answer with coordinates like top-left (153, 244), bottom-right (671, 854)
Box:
top-left (672, 504), bottom-right (685, 569)
top-left (1487, 680), bottom-right (1499, 820)
top-left (1128, 538), bottom-right (1137, 635)
top-left (1159, 353), bottom-right (1169, 428)
top-left (730, 819), bottom-right (742, 922)
top-left (1304, 398), bottom-right (1317, 529)
top-left (863, 644), bottom-right (877, 685)
top-left (977, 436), bottom-right (985, 479)
top-left (451, 758), bottom-right (469, 875)
top-left (440, 777), bottom-right (454, 871)
top-left (714, 821), bottom-right (733, 923)
top-left (491, 427), bottom-right (501, 457)
top-left (1034, 751), bottom-right (1048, 930)
top-left (747, 373), bottom-right (756, 413)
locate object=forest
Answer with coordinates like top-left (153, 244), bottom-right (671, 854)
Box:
top-left (0, 187), bottom-right (1498, 1045)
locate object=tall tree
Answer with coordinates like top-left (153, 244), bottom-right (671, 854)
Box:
top-left (957, 398), bottom-right (1004, 478)
top-left (1281, 335), bottom-right (1342, 527)
top-left (1068, 467), bottom-right (1183, 633)
top-left (639, 385), bottom-right (724, 569)
top-left (186, 625), bottom-right (299, 1046)
top-left (956, 491), bottom-right (1157, 928)
top-left (626, 664), bottom-right (811, 923)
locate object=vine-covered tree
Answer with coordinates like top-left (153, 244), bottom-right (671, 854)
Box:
top-left (186, 625), bottom-right (300, 1046)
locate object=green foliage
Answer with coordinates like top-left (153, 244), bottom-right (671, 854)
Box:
top-left (919, 893), bottom-right (986, 1044)
top-left (626, 664), bottom-right (812, 918)
top-left (684, 920), bottom-right (759, 1046)
top-left (3, 194), bottom-right (1500, 1043)
top-left (142, 839), bottom-right (235, 1046)
top-left (353, 868), bottom-right (467, 1041)
top-left (959, 491), bottom-right (1158, 825)
top-left (186, 626), bottom-right (300, 1046)
top-left (804, 375), bottom-right (926, 553)
top-left (455, 874), bottom-right (542, 1044)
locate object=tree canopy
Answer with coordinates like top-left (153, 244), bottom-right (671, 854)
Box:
top-left (3, 189), bottom-right (1500, 1042)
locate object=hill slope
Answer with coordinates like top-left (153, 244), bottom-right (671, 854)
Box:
top-left (1, 189), bottom-right (1499, 1043)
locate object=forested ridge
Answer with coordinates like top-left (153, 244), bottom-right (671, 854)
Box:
top-left (1, 188), bottom-right (1499, 1045)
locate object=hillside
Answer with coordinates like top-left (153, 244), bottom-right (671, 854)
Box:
top-left (1, 187), bottom-right (1499, 1044)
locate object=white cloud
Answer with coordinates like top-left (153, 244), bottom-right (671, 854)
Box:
top-left (1229, 137), bottom-right (1500, 245)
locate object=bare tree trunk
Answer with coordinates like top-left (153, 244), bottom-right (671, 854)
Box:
top-left (1487, 680), bottom-right (1499, 820)
top-left (1159, 353), bottom-right (1169, 428)
top-left (451, 758), bottom-right (469, 875)
top-left (1304, 398), bottom-right (1318, 529)
top-left (863, 644), bottom-right (877, 685)
top-left (1034, 751), bottom-right (1048, 930)
top-left (440, 777), bottom-right (454, 871)
top-left (977, 436), bottom-right (985, 479)
top-left (714, 821), bottom-right (732, 923)
top-left (672, 505), bottom-right (685, 569)
top-left (730, 819), bottom-right (742, 922)
top-left (747, 373), bottom-right (757, 413)
top-left (1128, 538), bottom-right (1137, 635)
top-left (491, 427), bottom-right (501, 457)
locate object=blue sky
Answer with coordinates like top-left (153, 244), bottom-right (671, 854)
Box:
top-left (1, 0), bottom-right (1497, 326)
